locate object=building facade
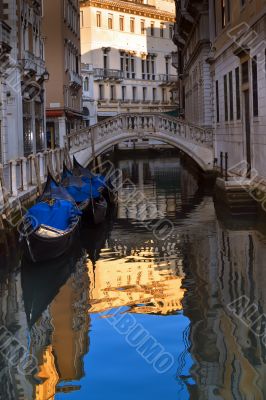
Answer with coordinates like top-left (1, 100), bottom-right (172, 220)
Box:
top-left (0, 0), bottom-right (47, 163)
top-left (210, 0), bottom-right (266, 180)
top-left (174, 0), bottom-right (266, 184)
top-left (80, 0), bottom-right (177, 122)
top-left (81, 62), bottom-right (97, 126)
top-left (42, 0), bottom-right (83, 149)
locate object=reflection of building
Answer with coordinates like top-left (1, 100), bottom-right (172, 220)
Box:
top-left (88, 242), bottom-right (185, 315)
top-left (181, 217), bottom-right (266, 399)
top-left (35, 346), bottom-right (59, 400)
top-left (0, 0), bottom-right (47, 162)
top-left (80, 0), bottom-right (177, 122)
top-left (42, 0), bottom-right (83, 149)
top-left (34, 260), bottom-right (90, 399)
top-left (117, 158), bottom-right (200, 220)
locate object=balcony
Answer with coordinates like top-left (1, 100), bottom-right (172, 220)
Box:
top-left (159, 74), bottom-right (178, 86)
top-left (0, 21), bottom-right (12, 57)
top-left (94, 68), bottom-right (124, 82)
top-left (69, 71), bottom-right (82, 88)
top-left (23, 51), bottom-right (37, 73)
top-left (81, 63), bottom-right (93, 73)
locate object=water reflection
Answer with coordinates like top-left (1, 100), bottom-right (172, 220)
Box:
top-left (1, 156), bottom-right (266, 399)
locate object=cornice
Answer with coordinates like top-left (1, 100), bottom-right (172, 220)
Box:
top-left (80, 0), bottom-right (175, 22)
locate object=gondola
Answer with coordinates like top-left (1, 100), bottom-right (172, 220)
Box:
top-left (73, 156), bottom-right (117, 205)
top-left (21, 244), bottom-right (84, 328)
top-left (21, 173), bottom-right (81, 263)
top-left (62, 163), bottom-right (107, 225)
top-left (81, 200), bottom-right (116, 265)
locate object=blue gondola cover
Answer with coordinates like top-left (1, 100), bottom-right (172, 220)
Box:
top-left (27, 200), bottom-right (81, 231)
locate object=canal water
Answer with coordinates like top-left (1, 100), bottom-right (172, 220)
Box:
top-left (0, 154), bottom-right (266, 400)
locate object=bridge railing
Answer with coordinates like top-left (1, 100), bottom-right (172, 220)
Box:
top-left (66, 113), bottom-right (214, 152)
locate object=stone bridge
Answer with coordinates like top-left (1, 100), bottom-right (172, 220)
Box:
top-left (67, 113), bottom-right (214, 172)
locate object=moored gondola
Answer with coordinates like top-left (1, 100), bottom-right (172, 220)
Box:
top-left (73, 156), bottom-right (117, 205)
top-left (21, 173), bottom-right (81, 263)
top-left (62, 163), bottom-right (107, 225)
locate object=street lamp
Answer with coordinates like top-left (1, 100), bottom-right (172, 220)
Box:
top-left (42, 69), bottom-right (50, 81)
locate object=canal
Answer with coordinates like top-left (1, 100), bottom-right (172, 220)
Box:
top-left (0, 153), bottom-right (266, 400)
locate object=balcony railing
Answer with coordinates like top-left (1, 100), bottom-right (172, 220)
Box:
top-left (159, 74), bottom-right (178, 84)
top-left (23, 51), bottom-right (37, 72)
top-left (0, 21), bottom-right (12, 55)
top-left (94, 68), bottom-right (124, 81)
top-left (69, 71), bottom-right (82, 88)
top-left (81, 63), bottom-right (93, 73)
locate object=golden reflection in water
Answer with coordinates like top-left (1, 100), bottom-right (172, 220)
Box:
top-left (34, 260), bottom-right (89, 399)
top-left (88, 243), bottom-right (186, 315)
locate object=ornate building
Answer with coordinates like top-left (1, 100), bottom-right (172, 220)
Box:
top-left (0, 0), bottom-right (47, 162)
top-left (173, 0), bottom-right (266, 187)
top-left (80, 0), bottom-right (177, 123)
top-left (42, 0), bottom-right (83, 149)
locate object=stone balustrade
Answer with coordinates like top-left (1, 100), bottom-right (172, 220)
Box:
top-left (0, 148), bottom-right (68, 211)
top-left (66, 113), bottom-right (214, 153)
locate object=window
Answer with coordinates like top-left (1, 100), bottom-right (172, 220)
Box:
top-left (103, 49), bottom-right (109, 69)
top-left (80, 11), bottom-right (84, 27)
top-left (242, 61), bottom-right (249, 84)
top-left (235, 67), bottom-right (241, 119)
top-left (252, 56), bottom-right (258, 117)
top-left (227, 0), bottom-right (231, 22)
top-left (216, 80), bottom-right (220, 123)
top-left (151, 21), bottom-right (155, 36)
top-left (120, 51), bottom-right (135, 79)
top-left (130, 18), bottom-right (135, 33)
top-left (132, 86), bottom-right (137, 101)
top-left (96, 12), bottom-right (101, 27)
top-left (165, 57), bottom-right (169, 76)
top-left (151, 57), bottom-right (156, 80)
top-left (229, 71), bottom-right (234, 120)
top-left (119, 16), bottom-right (124, 31)
top-left (143, 87), bottom-right (147, 101)
top-left (83, 77), bottom-right (89, 91)
top-left (99, 84), bottom-right (104, 100)
top-left (141, 20), bottom-right (145, 35)
top-left (224, 75), bottom-right (228, 121)
top-left (110, 85), bottom-right (116, 100)
top-left (213, 0), bottom-right (217, 36)
top-left (153, 88), bottom-right (157, 102)
top-left (108, 14), bottom-right (113, 29)
top-left (221, 0), bottom-right (226, 28)
top-left (169, 25), bottom-right (173, 39)
top-left (160, 23), bottom-right (164, 38)
top-left (122, 86), bottom-right (126, 101)
top-left (162, 88), bottom-right (166, 102)
top-left (142, 54), bottom-right (156, 80)
top-left (142, 59), bottom-right (145, 79)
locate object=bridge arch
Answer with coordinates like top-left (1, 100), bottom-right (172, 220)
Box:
top-left (68, 113), bottom-right (214, 172)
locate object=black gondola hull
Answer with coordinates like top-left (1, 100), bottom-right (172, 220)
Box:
top-left (23, 221), bottom-right (80, 263)
top-left (81, 197), bottom-right (107, 225)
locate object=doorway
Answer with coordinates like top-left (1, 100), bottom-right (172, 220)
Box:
top-left (46, 122), bottom-right (55, 150)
